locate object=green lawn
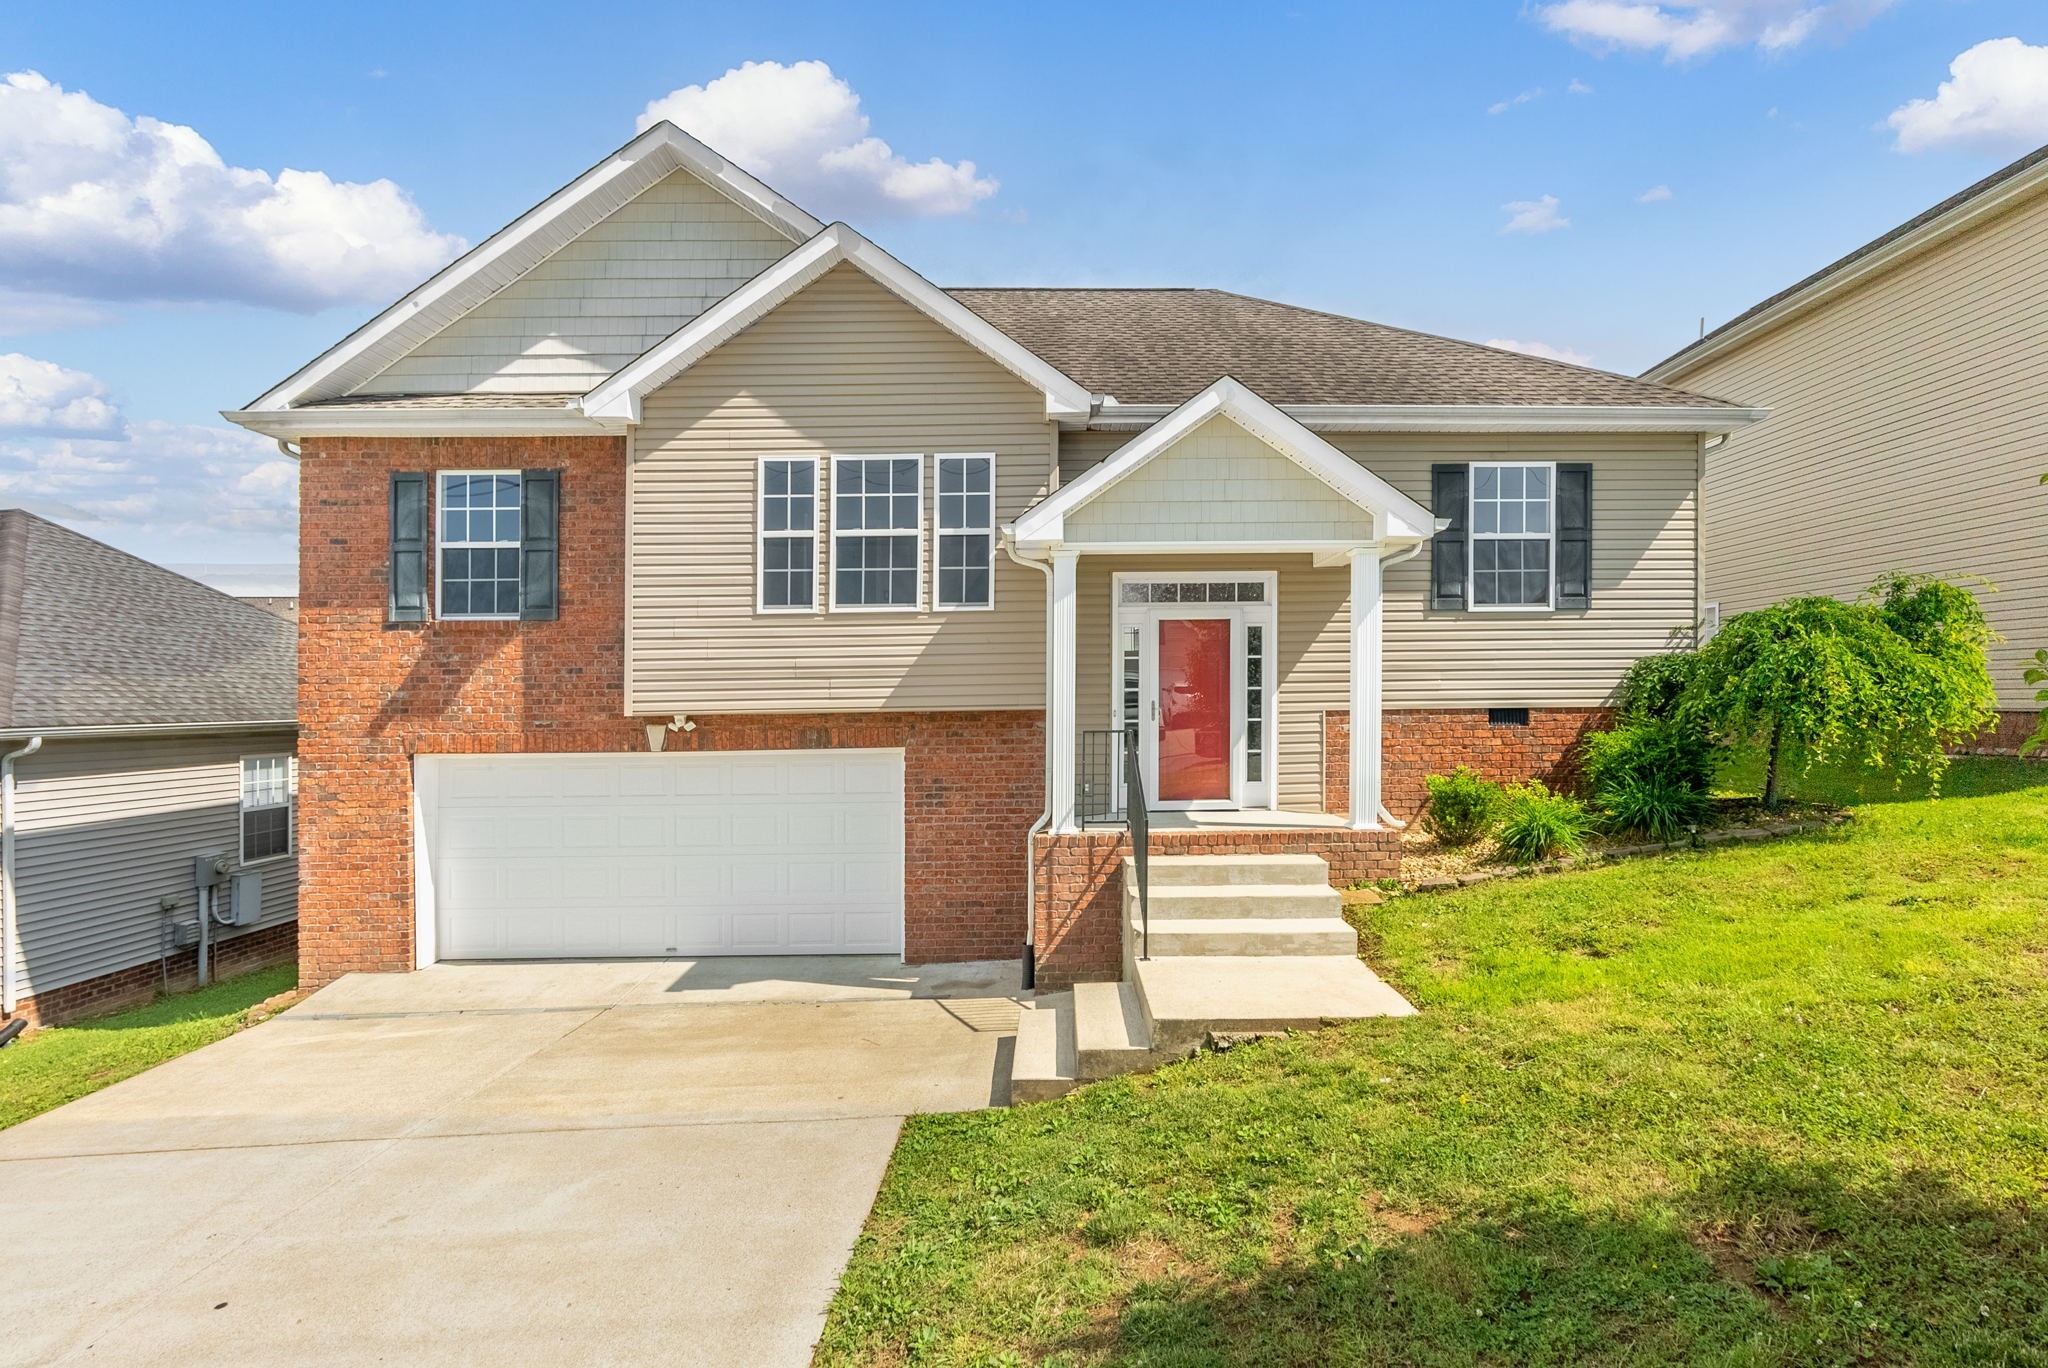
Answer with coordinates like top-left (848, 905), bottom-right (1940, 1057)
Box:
top-left (0, 965), bottom-right (297, 1129)
top-left (817, 757), bottom-right (2048, 1366)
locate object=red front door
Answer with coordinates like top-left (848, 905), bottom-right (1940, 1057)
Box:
top-left (1157, 617), bottom-right (1232, 802)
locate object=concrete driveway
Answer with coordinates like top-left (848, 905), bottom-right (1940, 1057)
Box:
top-left (0, 957), bottom-right (1022, 1367)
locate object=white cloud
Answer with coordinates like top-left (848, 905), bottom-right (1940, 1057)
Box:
top-left (1489, 87), bottom-right (1546, 115)
top-left (1887, 38), bottom-right (2048, 154)
top-left (1487, 337), bottom-right (1598, 366)
top-left (638, 60), bottom-right (997, 218)
top-left (1568, 77), bottom-right (1597, 94)
top-left (1638, 183), bottom-right (1676, 202)
top-left (1500, 194), bottom-right (1571, 233)
top-left (0, 352), bottom-right (121, 436)
top-left (0, 70), bottom-right (465, 312)
top-left (1535, 0), bottom-right (1893, 61)
top-left (0, 419), bottom-right (295, 543)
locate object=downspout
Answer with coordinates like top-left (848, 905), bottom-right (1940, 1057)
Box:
top-left (1371, 543), bottom-right (1428, 830)
top-left (1003, 534), bottom-right (1053, 991)
top-left (2, 735), bottom-right (43, 1017)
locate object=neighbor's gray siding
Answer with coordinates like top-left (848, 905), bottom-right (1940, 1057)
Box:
top-left (9, 730), bottom-right (298, 999)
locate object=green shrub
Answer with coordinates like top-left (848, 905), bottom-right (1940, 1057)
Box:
top-left (1421, 767), bottom-right (1500, 846)
top-left (1614, 650), bottom-right (1699, 723)
top-left (1581, 720), bottom-right (1719, 797)
top-left (1598, 771), bottom-right (1709, 843)
top-left (1494, 782), bottom-right (1595, 863)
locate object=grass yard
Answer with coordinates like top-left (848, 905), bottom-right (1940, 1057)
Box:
top-left (818, 757), bottom-right (2048, 1366)
top-left (0, 965), bottom-right (297, 1129)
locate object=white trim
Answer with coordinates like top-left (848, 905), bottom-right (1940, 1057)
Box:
top-left (225, 406), bottom-right (608, 441)
top-left (1467, 460), bottom-right (1558, 614)
top-left (931, 453), bottom-right (997, 612)
top-left (1645, 154), bottom-right (2048, 383)
top-left (412, 755), bottom-right (437, 969)
top-left (1348, 551), bottom-right (1383, 831)
top-left (238, 753), bottom-right (296, 866)
top-left (828, 454), bottom-right (926, 613)
top-left (1048, 551), bottom-right (1080, 833)
top-left (0, 721), bottom-right (295, 740)
top-left (1015, 377), bottom-right (1437, 548)
top-left (1088, 401), bottom-right (1769, 435)
top-left (434, 469), bottom-right (524, 621)
top-left (244, 123), bottom-right (823, 413)
top-left (756, 455), bottom-right (821, 615)
top-left (581, 223), bottom-right (1093, 427)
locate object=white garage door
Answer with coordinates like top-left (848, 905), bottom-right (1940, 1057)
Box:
top-left (417, 750), bottom-right (905, 960)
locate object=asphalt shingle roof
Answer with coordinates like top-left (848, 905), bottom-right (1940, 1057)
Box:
top-left (0, 511), bottom-right (296, 730)
top-left (945, 288), bottom-right (1737, 408)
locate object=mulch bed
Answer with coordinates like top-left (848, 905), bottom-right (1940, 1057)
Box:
top-left (1392, 798), bottom-right (1850, 892)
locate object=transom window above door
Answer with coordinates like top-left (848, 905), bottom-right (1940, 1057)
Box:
top-left (1470, 462), bottom-right (1554, 609)
top-left (833, 456), bottom-right (922, 610)
top-left (1118, 579), bottom-right (1267, 605)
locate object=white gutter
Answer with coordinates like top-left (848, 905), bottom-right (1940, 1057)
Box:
top-left (224, 407), bottom-right (609, 440)
top-left (1001, 535), bottom-right (1054, 990)
top-left (3, 735), bottom-right (42, 1015)
top-left (0, 721), bottom-right (296, 741)
top-left (1087, 402), bottom-right (1768, 434)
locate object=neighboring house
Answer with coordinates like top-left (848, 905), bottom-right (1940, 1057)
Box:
top-left (1644, 144), bottom-right (2048, 747)
top-left (228, 125), bottom-right (1758, 991)
top-left (0, 512), bottom-right (299, 1026)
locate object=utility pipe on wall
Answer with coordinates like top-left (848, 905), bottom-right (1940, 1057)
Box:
top-left (2, 735), bottom-right (44, 1016)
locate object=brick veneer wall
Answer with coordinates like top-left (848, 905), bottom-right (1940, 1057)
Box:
top-left (1031, 827), bottom-right (1400, 987)
top-left (1324, 707), bottom-right (1614, 820)
top-left (5, 920), bottom-right (296, 1029)
top-left (296, 435), bottom-right (1043, 986)
top-left (1962, 710), bottom-right (2046, 756)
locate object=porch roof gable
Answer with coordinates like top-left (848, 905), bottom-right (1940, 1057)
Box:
top-left (1010, 377), bottom-right (1441, 549)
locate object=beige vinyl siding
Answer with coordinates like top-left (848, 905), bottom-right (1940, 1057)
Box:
top-left (1065, 416), bottom-right (1375, 544)
top-left (362, 170), bottom-right (796, 396)
top-left (1074, 556), bottom-right (1348, 812)
top-left (1663, 188), bottom-right (2048, 704)
top-left (10, 730), bottom-right (299, 998)
top-left (629, 264), bottom-right (1055, 713)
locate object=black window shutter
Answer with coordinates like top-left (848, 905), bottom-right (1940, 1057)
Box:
top-left (519, 468), bottom-right (560, 622)
top-left (1430, 463), bottom-right (1469, 611)
top-left (1556, 463), bottom-right (1592, 611)
top-left (388, 471), bottom-right (427, 623)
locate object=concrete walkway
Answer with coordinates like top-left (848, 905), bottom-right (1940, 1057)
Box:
top-left (0, 957), bottom-right (1022, 1367)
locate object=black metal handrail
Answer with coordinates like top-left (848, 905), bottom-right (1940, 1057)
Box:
top-left (1122, 724), bottom-right (1150, 961)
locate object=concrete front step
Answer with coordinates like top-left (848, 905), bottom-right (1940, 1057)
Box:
top-left (1135, 915), bottom-right (1360, 958)
top-left (1009, 993), bottom-right (1077, 1103)
top-left (1135, 954), bottom-right (1416, 1055)
top-left (1074, 981), bottom-right (1175, 1080)
top-left (1130, 883), bottom-right (1346, 920)
top-left (1133, 853), bottom-right (1335, 888)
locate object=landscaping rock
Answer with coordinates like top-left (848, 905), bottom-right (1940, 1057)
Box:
top-left (1727, 828), bottom-right (1770, 840)
top-left (1608, 844), bottom-right (1661, 858)
top-left (1415, 877), bottom-right (1460, 893)
top-left (1341, 888), bottom-right (1385, 907)
top-left (1457, 872), bottom-right (1493, 886)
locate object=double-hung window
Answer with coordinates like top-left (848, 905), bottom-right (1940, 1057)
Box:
top-left (437, 471), bottom-right (523, 618)
top-left (832, 456), bottom-right (922, 610)
top-left (1470, 462), bottom-right (1554, 609)
top-left (240, 755), bottom-right (293, 863)
top-left (758, 457), bottom-right (819, 611)
top-left (933, 454), bottom-right (994, 610)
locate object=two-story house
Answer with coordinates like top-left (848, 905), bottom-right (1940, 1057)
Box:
top-left (228, 124), bottom-right (1759, 1001)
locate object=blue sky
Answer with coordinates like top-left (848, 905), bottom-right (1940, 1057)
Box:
top-left (3, 0), bottom-right (2045, 587)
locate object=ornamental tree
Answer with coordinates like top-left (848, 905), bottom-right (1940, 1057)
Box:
top-left (1679, 573), bottom-right (1997, 806)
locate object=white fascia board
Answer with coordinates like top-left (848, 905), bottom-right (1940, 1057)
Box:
top-left (1644, 156), bottom-right (2048, 384)
top-left (582, 223), bottom-right (1094, 426)
top-left (0, 720), bottom-right (298, 740)
top-left (1013, 377), bottom-right (1438, 546)
top-left (246, 123), bottom-right (825, 413)
top-left (223, 407), bottom-right (610, 440)
top-left (1088, 402), bottom-right (1770, 434)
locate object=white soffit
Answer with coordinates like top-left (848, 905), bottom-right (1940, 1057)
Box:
top-left (581, 222), bottom-right (1094, 426)
top-left (243, 123), bottom-right (825, 412)
top-left (1013, 376), bottom-right (1439, 545)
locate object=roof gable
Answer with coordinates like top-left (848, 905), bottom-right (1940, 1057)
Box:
top-left (1012, 377), bottom-right (1439, 547)
top-left (581, 223), bottom-right (1093, 426)
top-left (248, 123), bottom-right (824, 411)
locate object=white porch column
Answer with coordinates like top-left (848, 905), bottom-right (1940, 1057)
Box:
top-left (1348, 548), bottom-right (1384, 830)
top-left (1048, 549), bottom-right (1081, 833)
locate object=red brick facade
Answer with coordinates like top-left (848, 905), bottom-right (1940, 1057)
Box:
top-left (296, 435), bottom-right (1042, 987)
top-left (1962, 709), bottom-right (2046, 756)
top-left (6, 920), bottom-right (296, 1029)
top-left (1325, 706), bottom-right (1614, 820)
